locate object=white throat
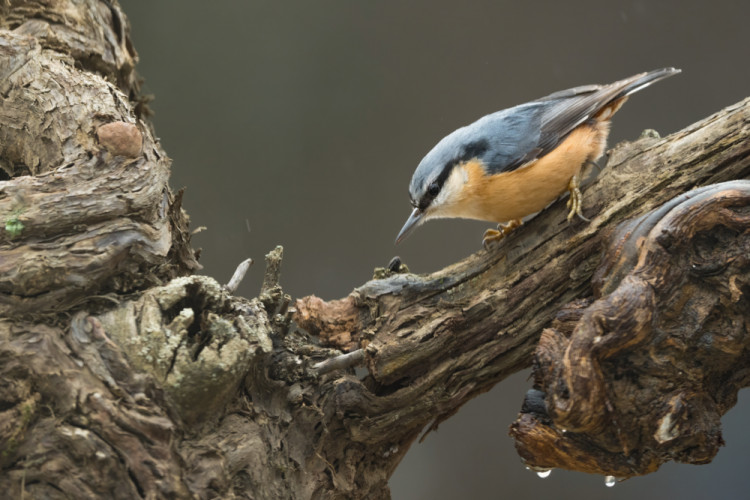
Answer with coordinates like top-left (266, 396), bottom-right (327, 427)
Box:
top-left (425, 166), bottom-right (470, 220)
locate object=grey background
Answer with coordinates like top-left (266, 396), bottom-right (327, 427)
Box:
top-left (119, 1), bottom-right (750, 498)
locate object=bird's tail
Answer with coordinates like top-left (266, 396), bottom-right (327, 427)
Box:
top-left (614, 67), bottom-right (681, 99)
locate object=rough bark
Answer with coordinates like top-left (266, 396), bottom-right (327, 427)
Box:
top-left (0, 2), bottom-right (199, 317)
top-left (1, 2), bottom-right (750, 499)
top-left (511, 181), bottom-right (750, 479)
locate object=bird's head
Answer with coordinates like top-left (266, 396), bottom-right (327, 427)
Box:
top-left (396, 127), bottom-right (490, 244)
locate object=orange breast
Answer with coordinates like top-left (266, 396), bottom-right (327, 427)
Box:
top-left (456, 123), bottom-right (608, 223)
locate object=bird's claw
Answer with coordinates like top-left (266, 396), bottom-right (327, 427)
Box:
top-left (482, 219), bottom-right (522, 250)
top-left (566, 174), bottom-right (590, 222)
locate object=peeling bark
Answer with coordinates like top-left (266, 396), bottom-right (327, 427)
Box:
top-left (1, 1), bottom-right (750, 499)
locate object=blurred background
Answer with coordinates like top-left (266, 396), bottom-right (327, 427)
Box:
top-left (119, 1), bottom-right (750, 498)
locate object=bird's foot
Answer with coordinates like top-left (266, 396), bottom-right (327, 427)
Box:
top-left (566, 173), bottom-right (590, 222)
top-left (482, 219), bottom-right (522, 250)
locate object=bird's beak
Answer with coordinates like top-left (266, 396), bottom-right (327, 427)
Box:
top-left (395, 207), bottom-right (424, 244)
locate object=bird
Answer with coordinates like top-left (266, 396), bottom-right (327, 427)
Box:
top-left (395, 68), bottom-right (681, 249)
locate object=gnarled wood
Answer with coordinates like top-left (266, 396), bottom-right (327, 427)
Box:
top-left (2, 1), bottom-right (750, 499)
top-left (0, 22), bottom-right (198, 316)
top-left (511, 180), bottom-right (750, 478)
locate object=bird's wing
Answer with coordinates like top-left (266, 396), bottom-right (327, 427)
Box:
top-left (481, 68), bottom-right (678, 174)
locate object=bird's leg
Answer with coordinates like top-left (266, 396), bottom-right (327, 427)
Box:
top-left (566, 173), bottom-right (590, 222)
top-left (482, 219), bottom-right (523, 250)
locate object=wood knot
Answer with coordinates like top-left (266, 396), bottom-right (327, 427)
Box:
top-left (512, 181), bottom-right (750, 478)
top-left (96, 121), bottom-right (142, 158)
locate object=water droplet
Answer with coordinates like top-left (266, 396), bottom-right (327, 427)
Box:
top-left (605, 475), bottom-right (616, 487)
top-left (537, 469), bottom-right (552, 479)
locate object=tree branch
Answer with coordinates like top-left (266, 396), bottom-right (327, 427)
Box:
top-left (294, 98), bottom-right (750, 443)
top-left (511, 180), bottom-right (750, 477)
top-left (2, 1), bottom-right (750, 498)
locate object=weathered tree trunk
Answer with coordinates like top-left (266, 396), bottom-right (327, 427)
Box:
top-left (1, 2), bottom-right (749, 499)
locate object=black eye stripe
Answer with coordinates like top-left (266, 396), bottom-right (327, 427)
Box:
top-left (417, 139), bottom-right (488, 210)
top-left (461, 139), bottom-right (489, 161)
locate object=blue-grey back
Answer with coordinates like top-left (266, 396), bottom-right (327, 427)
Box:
top-left (408, 68), bottom-right (680, 204)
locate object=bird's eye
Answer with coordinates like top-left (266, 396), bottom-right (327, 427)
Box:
top-left (428, 182), bottom-right (440, 197)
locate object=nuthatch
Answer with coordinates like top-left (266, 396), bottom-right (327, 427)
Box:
top-left (396, 68), bottom-right (680, 248)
